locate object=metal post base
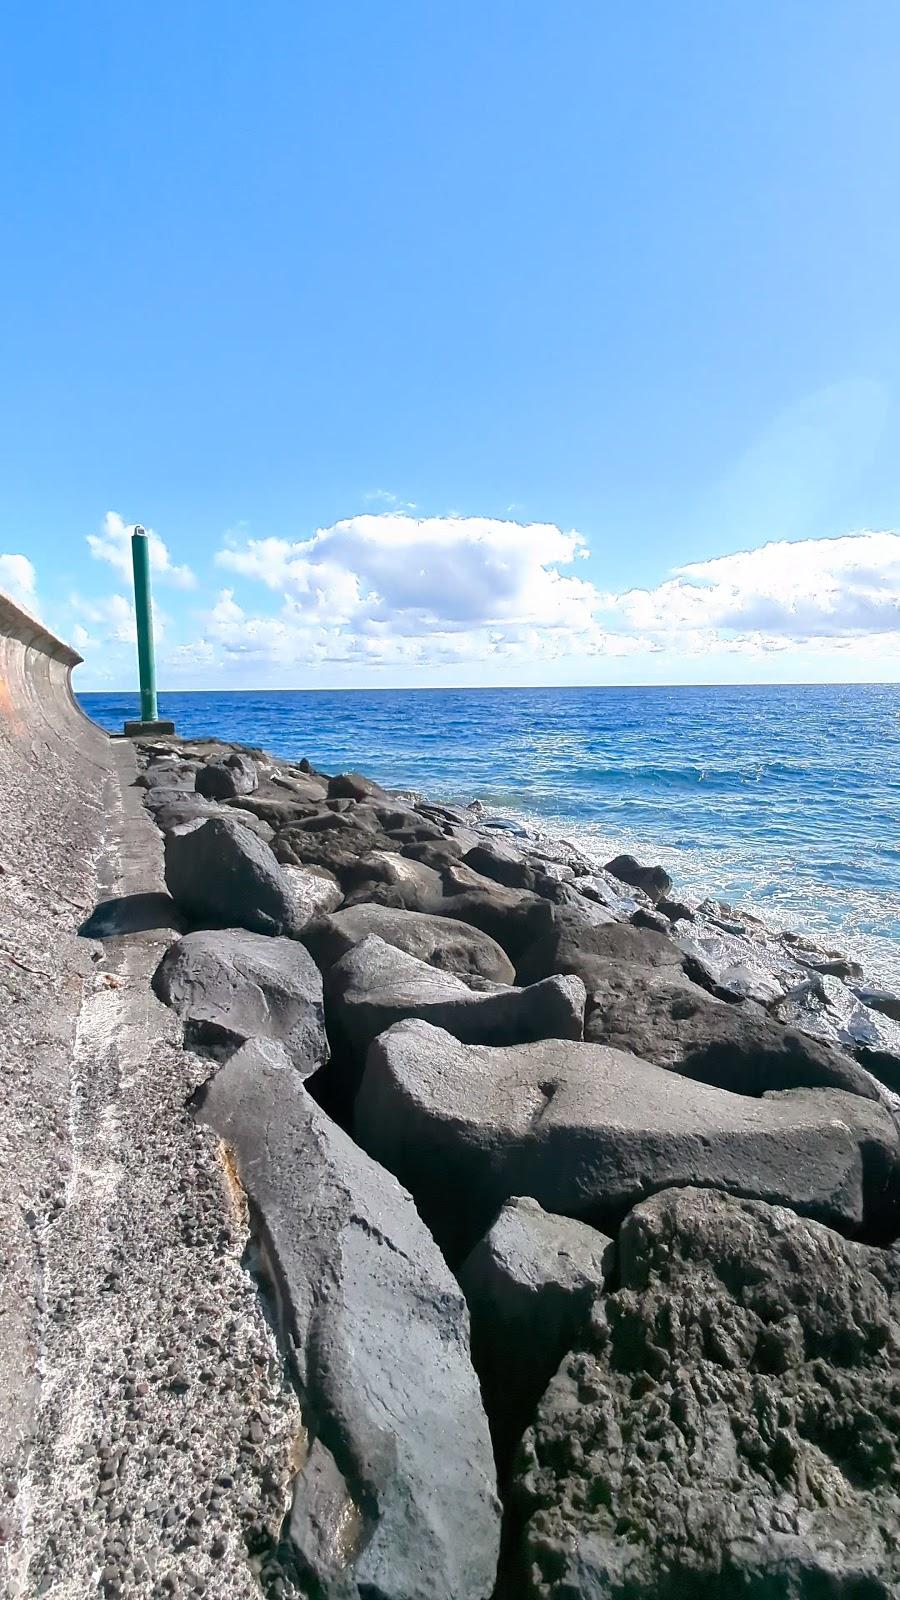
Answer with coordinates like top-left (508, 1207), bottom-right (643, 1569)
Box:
top-left (123, 719), bottom-right (176, 738)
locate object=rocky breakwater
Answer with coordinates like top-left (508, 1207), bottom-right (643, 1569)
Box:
top-left (138, 733), bottom-right (900, 1598)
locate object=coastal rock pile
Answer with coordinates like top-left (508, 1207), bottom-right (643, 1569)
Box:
top-left (136, 736), bottom-right (900, 1598)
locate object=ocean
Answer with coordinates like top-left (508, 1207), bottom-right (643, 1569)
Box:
top-left (80, 684), bottom-right (900, 988)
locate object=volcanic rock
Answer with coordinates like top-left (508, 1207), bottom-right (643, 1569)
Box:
top-left (327, 771), bottom-right (390, 803)
top-left (356, 1020), bottom-right (900, 1255)
top-left (152, 928), bottom-right (327, 1073)
top-left (164, 816), bottom-right (311, 937)
top-left (199, 1040), bottom-right (501, 1600)
top-left (195, 751), bottom-right (258, 800)
top-left (604, 852), bottom-right (672, 904)
top-left (459, 1197), bottom-right (612, 1473)
top-left (303, 905), bottom-right (516, 985)
top-left (517, 1186), bottom-right (900, 1598)
top-left (326, 934), bottom-right (585, 1062)
top-left (516, 912), bottom-right (681, 989)
top-left (773, 973), bottom-right (900, 1091)
top-left (584, 968), bottom-right (882, 1100)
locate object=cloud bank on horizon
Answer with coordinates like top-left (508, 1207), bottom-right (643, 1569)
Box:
top-left (2, 512), bottom-right (899, 685)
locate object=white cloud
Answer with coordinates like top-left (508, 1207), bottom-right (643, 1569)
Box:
top-left (69, 590), bottom-right (170, 646)
top-left (87, 512), bottom-right (195, 589)
top-left (216, 513), bottom-right (600, 649)
top-left (0, 553), bottom-right (38, 609)
top-left (611, 530), bottom-right (900, 646)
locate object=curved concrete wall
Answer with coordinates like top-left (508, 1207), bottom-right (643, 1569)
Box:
top-left (0, 587), bottom-right (108, 767)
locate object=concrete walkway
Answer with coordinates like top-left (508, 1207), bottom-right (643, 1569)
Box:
top-left (0, 596), bottom-right (300, 1599)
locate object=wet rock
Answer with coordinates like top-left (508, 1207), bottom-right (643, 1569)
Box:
top-left (153, 929), bottom-right (328, 1073)
top-left (517, 1186), bottom-right (900, 1599)
top-left (356, 1020), bottom-right (900, 1256)
top-left (327, 771), bottom-right (390, 803)
top-left (516, 912), bottom-right (680, 989)
top-left (773, 973), bottom-right (900, 1091)
top-left (326, 934), bottom-right (584, 1071)
top-left (856, 986), bottom-right (900, 1023)
top-left (584, 968), bottom-right (881, 1100)
top-left (195, 753), bottom-right (258, 801)
top-left (459, 1197), bottom-right (612, 1474)
top-left (604, 853), bottom-right (671, 904)
top-left (675, 915), bottom-right (804, 1003)
top-left (164, 817), bottom-right (310, 937)
top-left (303, 905), bottom-right (516, 986)
top-left (199, 1040), bottom-right (501, 1600)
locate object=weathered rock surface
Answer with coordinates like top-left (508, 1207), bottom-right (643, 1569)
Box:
top-left (275, 817), bottom-right (399, 882)
top-left (199, 1039), bottom-right (501, 1600)
top-left (195, 751), bottom-right (258, 800)
top-left (774, 973), bottom-right (900, 1089)
top-left (584, 968), bottom-right (882, 1100)
top-left (150, 794), bottom-right (276, 841)
top-left (517, 1186), bottom-right (900, 1598)
top-left (164, 816), bottom-right (311, 936)
top-left (356, 1020), bottom-right (900, 1254)
top-left (304, 904), bottom-right (516, 985)
top-left (675, 914), bottom-right (807, 1003)
top-left (340, 851), bottom-right (445, 910)
top-left (464, 838), bottom-right (543, 892)
top-left (326, 934), bottom-right (585, 1060)
top-left (459, 1197), bottom-right (612, 1473)
top-left (604, 852), bottom-right (672, 904)
top-left (138, 761), bottom-right (198, 791)
top-left (153, 929), bottom-right (328, 1073)
top-left (327, 770), bottom-right (390, 803)
top-left (281, 862), bottom-right (343, 923)
top-left (516, 912), bottom-right (681, 989)
top-left (857, 986), bottom-right (900, 1023)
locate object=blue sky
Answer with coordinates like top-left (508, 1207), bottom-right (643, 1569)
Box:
top-left (1, 1), bottom-right (899, 688)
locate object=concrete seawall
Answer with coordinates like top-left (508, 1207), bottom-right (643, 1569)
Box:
top-left (0, 589), bottom-right (107, 767)
top-left (0, 593), bottom-right (294, 1598)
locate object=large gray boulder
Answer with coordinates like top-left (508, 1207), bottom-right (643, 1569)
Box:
top-left (604, 852), bottom-right (672, 904)
top-left (435, 862), bottom-right (550, 961)
top-left (515, 913), bottom-right (682, 988)
top-left (356, 1020), bottom-right (900, 1255)
top-left (195, 750), bottom-right (258, 800)
top-left (164, 816), bottom-right (311, 937)
top-left (149, 794), bottom-right (275, 842)
top-left (303, 904), bottom-right (516, 985)
top-left (152, 929), bottom-right (328, 1073)
top-left (326, 934), bottom-right (584, 1065)
top-left (459, 1197), bottom-right (612, 1474)
top-left (340, 851), bottom-right (445, 911)
top-left (199, 1040), bottom-right (501, 1600)
top-left (328, 770), bottom-right (390, 802)
top-left (517, 1186), bottom-right (900, 1598)
top-left (585, 967), bottom-right (882, 1100)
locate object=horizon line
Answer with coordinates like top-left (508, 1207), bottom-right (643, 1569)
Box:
top-left (77, 679), bottom-right (898, 695)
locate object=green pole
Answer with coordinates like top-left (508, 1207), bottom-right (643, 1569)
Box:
top-left (131, 525), bottom-right (159, 724)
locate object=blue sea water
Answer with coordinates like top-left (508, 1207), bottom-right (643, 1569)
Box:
top-left (80, 684), bottom-right (900, 987)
